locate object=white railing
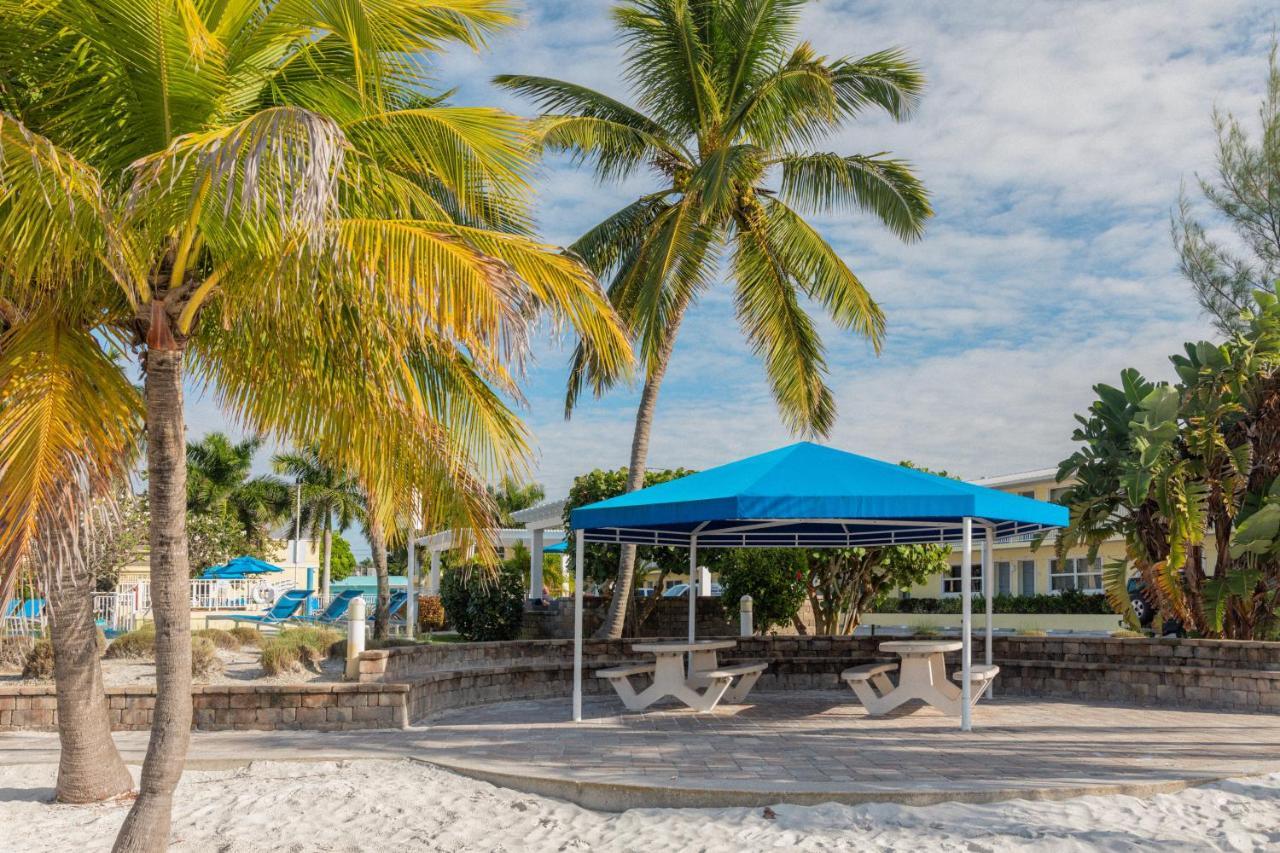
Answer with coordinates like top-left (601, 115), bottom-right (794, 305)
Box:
top-left (116, 579), bottom-right (295, 614)
top-left (93, 591), bottom-right (139, 633)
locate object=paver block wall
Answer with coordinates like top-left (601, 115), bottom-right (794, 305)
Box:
top-left (0, 683), bottom-right (409, 733)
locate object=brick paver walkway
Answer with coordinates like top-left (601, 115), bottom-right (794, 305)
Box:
top-left (410, 691), bottom-right (1280, 806)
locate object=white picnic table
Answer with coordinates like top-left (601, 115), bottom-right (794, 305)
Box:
top-left (841, 640), bottom-right (999, 717)
top-left (595, 640), bottom-right (766, 712)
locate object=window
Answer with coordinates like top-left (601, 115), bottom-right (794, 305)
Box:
top-left (1019, 560), bottom-right (1036, 595)
top-left (996, 561), bottom-right (1012, 596)
top-left (942, 564), bottom-right (984, 595)
top-left (1050, 557), bottom-right (1102, 593)
top-left (1018, 490), bottom-right (1036, 500)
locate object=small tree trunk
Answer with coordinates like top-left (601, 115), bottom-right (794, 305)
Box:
top-left (369, 510), bottom-right (389, 641)
top-left (47, 573), bottom-right (133, 803)
top-left (321, 525), bottom-right (333, 601)
top-left (595, 301), bottom-right (689, 640)
top-left (113, 346), bottom-right (191, 853)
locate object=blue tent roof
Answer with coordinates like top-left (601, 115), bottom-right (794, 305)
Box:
top-left (570, 442), bottom-right (1068, 548)
top-left (543, 540), bottom-right (569, 554)
top-left (201, 555), bottom-right (283, 579)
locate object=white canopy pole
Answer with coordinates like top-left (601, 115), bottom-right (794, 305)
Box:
top-left (960, 517), bottom-right (973, 731)
top-left (984, 523), bottom-right (995, 678)
top-left (406, 535), bottom-right (418, 636)
top-left (572, 530), bottom-right (584, 722)
top-left (688, 536), bottom-right (698, 645)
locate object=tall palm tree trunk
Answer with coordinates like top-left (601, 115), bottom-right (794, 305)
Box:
top-left (47, 573), bottom-right (133, 803)
top-left (369, 510), bottom-right (390, 641)
top-left (595, 302), bottom-right (688, 639)
top-left (321, 523), bottom-right (332, 601)
top-left (114, 347), bottom-right (191, 853)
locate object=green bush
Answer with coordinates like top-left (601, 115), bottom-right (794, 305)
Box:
top-left (191, 636), bottom-right (223, 679)
top-left (21, 639), bottom-right (53, 679)
top-left (193, 628), bottom-right (240, 651)
top-left (880, 590), bottom-right (1113, 616)
top-left (716, 549), bottom-right (807, 634)
top-left (105, 625), bottom-right (156, 659)
top-left (259, 626), bottom-right (342, 675)
top-left (441, 560), bottom-right (525, 642)
top-left (229, 625), bottom-right (263, 647)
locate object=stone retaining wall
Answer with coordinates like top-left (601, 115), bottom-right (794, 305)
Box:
top-left (359, 634), bottom-right (1280, 718)
top-left (0, 682), bottom-right (408, 733)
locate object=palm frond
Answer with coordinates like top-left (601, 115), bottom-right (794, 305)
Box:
top-left (776, 152), bottom-right (931, 241)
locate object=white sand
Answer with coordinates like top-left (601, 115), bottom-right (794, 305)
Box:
top-left (1, 760), bottom-right (1277, 852)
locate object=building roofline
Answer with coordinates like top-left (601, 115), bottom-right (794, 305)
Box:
top-left (969, 468), bottom-right (1060, 488)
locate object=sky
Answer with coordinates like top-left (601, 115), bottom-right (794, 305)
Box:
top-left (184, 0), bottom-right (1276, 557)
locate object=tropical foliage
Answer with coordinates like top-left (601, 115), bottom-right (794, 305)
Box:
top-left (273, 446), bottom-right (364, 597)
top-left (440, 554), bottom-right (526, 641)
top-left (488, 476), bottom-right (546, 526)
top-left (1057, 288), bottom-right (1280, 639)
top-left (187, 432), bottom-right (290, 552)
top-left (0, 0), bottom-right (629, 845)
top-left (1174, 48), bottom-right (1280, 336)
top-left (716, 549), bottom-right (807, 633)
top-left (499, 0), bottom-right (931, 637)
top-left (885, 591), bottom-right (1114, 615)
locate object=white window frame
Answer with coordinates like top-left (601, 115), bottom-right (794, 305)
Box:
top-left (942, 563), bottom-right (984, 596)
top-left (1049, 556), bottom-right (1103, 594)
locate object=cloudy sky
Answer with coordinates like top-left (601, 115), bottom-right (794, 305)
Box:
top-left (187, 0), bottom-right (1274, 556)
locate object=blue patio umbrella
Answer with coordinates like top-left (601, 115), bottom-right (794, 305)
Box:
top-left (201, 555), bottom-right (284, 579)
top-left (567, 442), bottom-right (1068, 729)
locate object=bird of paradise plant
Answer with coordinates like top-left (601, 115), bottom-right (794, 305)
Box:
top-left (0, 1), bottom-right (629, 849)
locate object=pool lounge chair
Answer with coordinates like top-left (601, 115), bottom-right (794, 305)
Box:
top-left (223, 589), bottom-right (312, 628)
top-left (2, 598), bottom-right (46, 635)
top-left (367, 590), bottom-right (410, 633)
top-left (296, 589), bottom-right (364, 626)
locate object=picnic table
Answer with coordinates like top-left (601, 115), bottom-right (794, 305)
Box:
top-left (595, 640), bottom-right (767, 712)
top-left (841, 640), bottom-right (998, 717)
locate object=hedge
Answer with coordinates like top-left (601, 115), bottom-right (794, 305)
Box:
top-left (878, 590), bottom-right (1114, 615)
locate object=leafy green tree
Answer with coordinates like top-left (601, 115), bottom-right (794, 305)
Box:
top-left (329, 536), bottom-right (357, 584)
top-left (1058, 288), bottom-right (1280, 638)
top-left (717, 549), bottom-right (807, 633)
top-left (801, 543), bottom-right (950, 634)
top-left (440, 554), bottom-right (526, 641)
top-left (563, 466), bottom-right (696, 589)
top-left (499, 0), bottom-right (931, 638)
top-left (1174, 47), bottom-right (1280, 335)
top-left (187, 432), bottom-right (290, 552)
top-left (185, 511), bottom-right (250, 575)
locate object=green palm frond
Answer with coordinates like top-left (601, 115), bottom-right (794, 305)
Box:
top-left (776, 152), bottom-right (931, 241)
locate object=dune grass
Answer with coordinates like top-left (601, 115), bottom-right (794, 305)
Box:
top-left (259, 626), bottom-right (342, 676)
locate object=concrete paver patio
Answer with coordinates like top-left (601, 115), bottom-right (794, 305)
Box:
top-left (4, 692), bottom-right (1278, 811)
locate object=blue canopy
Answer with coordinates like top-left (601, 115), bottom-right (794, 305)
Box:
top-left (570, 442), bottom-right (1068, 548)
top-left (201, 555), bottom-right (284, 579)
top-left (543, 540), bottom-right (569, 554)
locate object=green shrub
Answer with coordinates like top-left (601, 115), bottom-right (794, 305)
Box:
top-left (229, 625), bottom-right (263, 647)
top-left (193, 628), bottom-right (240, 651)
top-left (441, 561), bottom-right (525, 642)
top-left (417, 595), bottom-right (447, 633)
top-left (259, 626), bottom-right (342, 676)
top-left (717, 549), bottom-right (807, 634)
top-left (0, 636), bottom-right (35, 670)
top-left (21, 639), bottom-right (53, 679)
top-left (191, 636), bottom-right (223, 679)
top-left (105, 625), bottom-right (156, 659)
top-left (880, 590), bottom-right (1113, 616)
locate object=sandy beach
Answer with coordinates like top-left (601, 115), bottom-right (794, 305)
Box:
top-left (1, 759), bottom-right (1277, 852)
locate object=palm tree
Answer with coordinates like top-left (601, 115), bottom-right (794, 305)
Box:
top-left (496, 0), bottom-right (932, 637)
top-left (188, 432), bottom-right (291, 553)
top-left (0, 2), bottom-right (631, 847)
top-left (273, 446), bottom-right (364, 600)
top-left (488, 476), bottom-right (546, 526)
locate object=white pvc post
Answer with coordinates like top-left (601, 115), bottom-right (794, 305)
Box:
top-left (740, 595), bottom-right (753, 637)
top-left (406, 536), bottom-right (418, 638)
top-left (345, 596), bottom-right (367, 680)
top-left (428, 549), bottom-right (441, 596)
top-left (687, 538), bottom-right (698, 645)
top-left (961, 517), bottom-right (973, 731)
top-left (984, 524), bottom-right (995, 680)
top-left (530, 527), bottom-right (544, 601)
top-left (572, 530), bottom-right (584, 722)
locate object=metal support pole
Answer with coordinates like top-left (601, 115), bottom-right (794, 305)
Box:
top-left (572, 530), bottom-right (584, 722)
top-left (688, 537), bottom-right (698, 645)
top-left (961, 517), bottom-right (973, 731)
top-left (530, 527), bottom-right (545, 601)
top-left (406, 535), bottom-right (418, 637)
top-left (984, 524), bottom-right (995, 694)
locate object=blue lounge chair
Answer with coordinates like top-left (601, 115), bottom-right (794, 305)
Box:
top-left (296, 589), bottom-right (364, 625)
top-left (367, 590), bottom-right (409, 627)
top-left (224, 589), bottom-right (312, 627)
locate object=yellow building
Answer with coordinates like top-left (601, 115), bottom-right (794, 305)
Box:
top-left (902, 467), bottom-right (1127, 599)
